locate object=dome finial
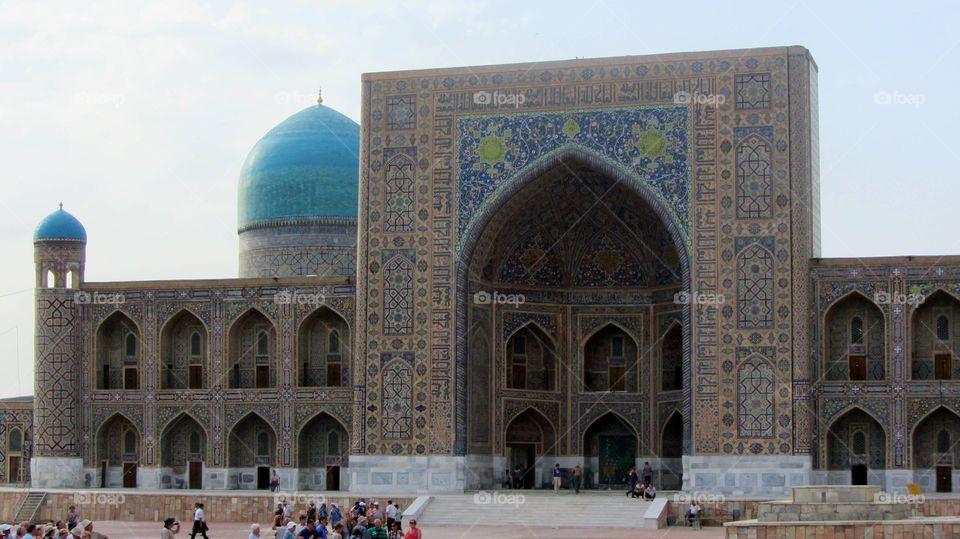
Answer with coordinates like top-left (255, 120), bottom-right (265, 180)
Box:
top-left (317, 86), bottom-right (323, 105)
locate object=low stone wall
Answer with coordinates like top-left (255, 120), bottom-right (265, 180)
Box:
top-left (725, 519), bottom-right (960, 538)
top-left (0, 490), bottom-right (415, 525)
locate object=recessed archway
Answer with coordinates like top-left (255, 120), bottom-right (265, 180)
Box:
top-left (582, 412), bottom-right (637, 489)
top-left (296, 412), bottom-right (349, 490)
top-left (159, 310), bottom-right (207, 390)
top-left (504, 323), bottom-right (556, 391)
top-left (825, 407), bottom-right (886, 486)
top-left (160, 413), bottom-right (207, 489)
top-left (911, 290), bottom-right (960, 380)
top-left (95, 312), bottom-right (141, 390)
top-left (297, 306), bottom-right (350, 388)
top-left (96, 413), bottom-right (140, 488)
top-left (912, 406), bottom-right (960, 493)
top-left (505, 408), bottom-right (556, 489)
top-left (226, 309), bottom-right (277, 389)
top-left (458, 151), bottom-right (690, 475)
top-left (228, 413), bottom-right (276, 490)
top-left (823, 291), bottom-right (886, 382)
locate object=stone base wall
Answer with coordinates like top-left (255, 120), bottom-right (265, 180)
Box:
top-left (725, 520), bottom-right (960, 538)
top-left (683, 455), bottom-right (812, 496)
top-left (0, 490), bottom-right (415, 524)
top-left (31, 458), bottom-right (84, 488)
top-left (349, 456), bottom-right (465, 493)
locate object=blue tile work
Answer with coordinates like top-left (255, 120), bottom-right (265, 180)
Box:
top-left (455, 106), bottom-right (689, 253)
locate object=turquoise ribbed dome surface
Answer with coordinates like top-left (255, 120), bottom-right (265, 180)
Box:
top-left (238, 104), bottom-right (360, 230)
top-left (34, 207), bottom-right (87, 242)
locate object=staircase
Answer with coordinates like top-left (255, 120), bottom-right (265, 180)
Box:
top-left (13, 491), bottom-right (46, 524)
top-left (419, 490), bottom-right (661, 528)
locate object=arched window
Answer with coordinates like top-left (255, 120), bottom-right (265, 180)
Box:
top-left (937, 315), bottom-right (950, 341)
top-left (327, 431), bottom-right (340, 455)
top-left (8, 428), bottom-right (22, 453)
top-left (852, 430), bottom-right (867, 455)
top-left (189, 431), bottom-right (201, 454)
top-left (257, 432), bottom-right (269, 456)
top-left (123, 429), bottom-right (136, 454)
top-left (46, 270), bottom-right (55, 288)
top-left (328, 331), bottom-right (340, 354)
top-left (66, 270), bottom-right (74, 289)
top-left (125, 333), bottom-right (137, 357)
top-left (190, 332), bottom-right (202, 356)
top-left (938, 429), bottom-right (951, 453)
top-left (850, 317), bottom-right (864, 345)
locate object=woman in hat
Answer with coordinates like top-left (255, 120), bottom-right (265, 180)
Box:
top-left (161, 518), bottom-right (179, 539)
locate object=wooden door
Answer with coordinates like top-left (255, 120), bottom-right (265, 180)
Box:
top-left (935, 353), bottom-right (953, 380)
top-left (848, 355), bottom-right (866, 380)
top-left (7, 456), bottom-right (20, 483)
top-left (609, 366), bottom-right (625, 391)
top-left (188, 461), bottom-right (202, 489)
top-left (936, 465), bottom-right (952, 493)
top-left (327, 364), bottom-right (342, 387)
top-left (255, 366), bottom-right (270, 388)
top-left (124, 367), bottom-right (138, 390)
top-left (326, 465), bottom-right (340, 491)
top-left (188, 366), bottom-right (203, 389)
top-left (512, 365), bottom-right (526, 389)
top-left (122, 462), bottom-right (137, 488)
top-left (100, 461), bottom-right (107, 488)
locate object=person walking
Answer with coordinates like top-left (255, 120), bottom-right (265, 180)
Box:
top-left (552, 464), bottom-right (562, 493)
top-left (404, 520), bottom-right (420, 539)
top-left (625, 466), bottom-right (638, 497)
top-left (572, 464), bottom-right (582, 494)
top-left (189, 502), bottom-right (208, 539)
top-left (330, 504), bottom-right (342, 528)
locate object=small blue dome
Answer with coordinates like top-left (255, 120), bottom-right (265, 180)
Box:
top-left (238, 104), bottom-right (360, 230)
top-left (34, 206), bottom-right (87, 242)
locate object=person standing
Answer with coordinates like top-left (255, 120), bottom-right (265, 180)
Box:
top-left (282, 522), bottom-right (297, 539)
top-left (552, 464), bottom-right (562, 493)
top-left (625, 466), bottom-right (638, 497)
top-left (66, 506), bottom-right (79, 533)
top-left (330, 523), bottom-right (344, 539)
top-left (572, 464), bottom-right (582, 494)
top-left (248, 524), bottom-right (261, 539)
top-left (512, 465), bottom-right (522, 489)
top-left (270, 470), bottom-right (280, 492)
top-left (641, 461), bottom-right (653, 486)
top-left (385, 502), bottom-right (397, 529)
top-left (189, 502), bottom-right (208, 539)
top-left (330, 504), bottom-right (342, 528)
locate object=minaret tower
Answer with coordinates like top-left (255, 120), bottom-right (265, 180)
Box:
top-left (31, 204), bottom-right (86, 487)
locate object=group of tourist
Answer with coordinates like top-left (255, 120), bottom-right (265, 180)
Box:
top-left (254, 498), bottom-right (420, 539)
top-left (625, 462), bottom-right (658, 500)
top-left (0, 506), bottom-right (107, 539)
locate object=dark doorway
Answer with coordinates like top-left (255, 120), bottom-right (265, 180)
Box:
top-left (257, 466), bottom-right (270, 489)
top-left (507, 443), bottom-right (536, 489)
top-left (189, 461), bottom-right (202, 489)
top-left (256, 365), bottom-right (270, 388)
top-left (935, 353), bottom-right (953, 380)
top-left (936, 465), bottom-right (952, 493)
top-left (188, 366), bottom-right (203, 389)
top-left (598, 435), bottom-right (635, 487)
top-left (122, 462), bottom-right (137, 488)
top-left (848, 355), bottom-right (866, 381)
top-left (100, 461), bottom-right (108, 488)
top-left (7, 456), bottom-right (21, 483)
top-left (326, 465), bottom-right (340, 491)
top-left (851, 463), bottom-right (867, 485)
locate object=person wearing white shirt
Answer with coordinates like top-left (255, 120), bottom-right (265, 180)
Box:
top-left (190, 502), bottom-right (208, 539)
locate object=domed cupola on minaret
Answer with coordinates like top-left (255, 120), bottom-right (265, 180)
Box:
top-left (237, 90), bottom-right (360, 278)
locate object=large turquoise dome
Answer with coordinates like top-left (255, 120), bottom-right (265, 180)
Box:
top-left (34, 206), bottom-right (87, 242)
top-left (238, 104), bottom-right (360, 231)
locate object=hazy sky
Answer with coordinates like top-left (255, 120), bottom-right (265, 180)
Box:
top-left (0, 0), bottom-right (957, 397)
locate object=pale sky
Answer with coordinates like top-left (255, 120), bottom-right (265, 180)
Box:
top-left (0, 0), bottom-right (957, 397)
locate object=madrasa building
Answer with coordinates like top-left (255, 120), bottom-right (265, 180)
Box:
top-left (11, 46), bottom-right (960, 497)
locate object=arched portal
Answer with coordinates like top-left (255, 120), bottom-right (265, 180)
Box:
top-left (911, 290), bottom-right (960, 380)
top-left (826, 408), bottom-right (886, 486)
top-left (459, 152), bottom-right (688, 487)
top-left (582, 413), bottom-right (637, 489)
top-left (95, 312), bottom-right (141, 390)
top-left (160, 414), bottom-right (207, 489)
top-left (505, 408), bottom-right (556, 489)
top-left (823, 292), bottom-right (886, 381)
top-left (297, 307), bottom-right (350, 387)
top-left (228, 413), bottom-right (276, 490)
top-left (912, 407), bottom-right (960, 493)
top-left (96, 414), bottom-right (140, 488)
top-left (297, 413), bottom-right (349, 490)
top-left (159, 310), bottom-right (207, 390)
top-left (226, 310), bottom-right (277, 389)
